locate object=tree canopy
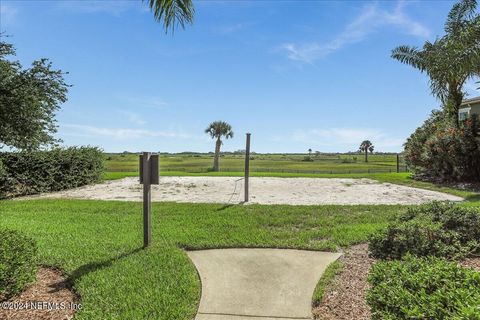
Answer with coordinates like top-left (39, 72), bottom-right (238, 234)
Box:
top-left (359, 140), bottom-right (374, 153)
top-left (205, 121), bottom-right (233, 172)
top-left (205, 121), bottom-right (234, 140)
top-left (359, 140), bottom-right (374, 162)
top-left (391, 0), bottom-right (480, 122)
top-left (0, 40), bottom-right (69, 150)
top-left (146, 0), bottom-right (195, 33)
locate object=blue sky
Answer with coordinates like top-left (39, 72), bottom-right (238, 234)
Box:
top-left (1, 0), bottom-right (479, 153)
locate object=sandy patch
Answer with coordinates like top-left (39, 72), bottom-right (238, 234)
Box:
top-left (22, 176), bottom-right (463, 205)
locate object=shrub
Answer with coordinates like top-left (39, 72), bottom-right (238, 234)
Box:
top-left (367, 255), bottom-right (480, 320)
top-left (0, 146), bottom-right (104, 198)
top-left (404, 110), bottom-right (480, 182)
top-left (0, 229), bottom-right (38, 301)
top-left (302, 156), bottom-right (314, 162)
top-left (369, 202), bottom-right (480, 260)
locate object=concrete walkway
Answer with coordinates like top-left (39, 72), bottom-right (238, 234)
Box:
top-left (187, 249), bottom-right (342, 320)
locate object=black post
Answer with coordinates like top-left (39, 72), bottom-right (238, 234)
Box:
top-left (244, 133), bottom-right (251, 202)
top-left (142, 152), bottom-right (152, 248)
top-left (396, 154), bottom-right (400, 173)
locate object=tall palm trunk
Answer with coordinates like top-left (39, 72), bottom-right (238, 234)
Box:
top-left (446, 86), bottom-right (464, 127)
top-left (365, 149), bottom-right (368, 162)
top-left (213, 137), bottom-right (221, 172)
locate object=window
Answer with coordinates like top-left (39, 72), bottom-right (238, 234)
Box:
top-left (459, 111), bottom-right (469, 121)
top-left (459, 107), bottom-right (471, 121)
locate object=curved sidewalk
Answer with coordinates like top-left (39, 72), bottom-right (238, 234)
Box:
top-left (187, 249), bottom-right (342, 320)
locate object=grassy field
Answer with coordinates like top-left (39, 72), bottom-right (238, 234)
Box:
top-left (1, 200), bottom-right (406, 319)
top-left (105, 152), bottom-right (407, 174)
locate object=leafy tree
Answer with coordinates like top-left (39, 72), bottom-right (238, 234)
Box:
top-left (359, 140), bottom-right (374, 162)
top-left (205, 121), bottom-right (233, 172)
top-left (0, 40), bottom-right (69, 150)
top-left (391, 0), bottom-right (480, 124)
top-left (146, 0), bottom-right (194, 33)
top-left (308, 148), bottom-right (312, 155)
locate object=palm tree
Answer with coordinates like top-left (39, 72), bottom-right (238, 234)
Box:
top-left (146, 0), bottom-right (194, 33)
top-left (205, 121), bottom-right (234, 172)
top-left (391, 0), bottom-right (480, 124)
top-left (359, 140), bottom-right (374, 163)
top-left (308, 148), bottom-right (312, 155)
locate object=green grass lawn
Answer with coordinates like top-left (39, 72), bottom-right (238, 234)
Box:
top-left (0, 200), bottom-right (404, 319)
top-left (105, 152), bottom-right (407, 174)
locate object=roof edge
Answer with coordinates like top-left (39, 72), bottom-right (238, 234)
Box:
top-left (461, 96), bottom-right (480, 105)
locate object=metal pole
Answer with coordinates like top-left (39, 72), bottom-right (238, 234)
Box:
top-left (142, 152), bottom-right (152, 248)
top-left (244, 133), bottom-right (251, 202)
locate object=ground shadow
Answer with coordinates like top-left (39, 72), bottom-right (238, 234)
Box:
top-left (49, 247), bottom-right (143, 293)
top-left (216, 204), bottom-right (235, 211)
top-left (216, 202), bottom-right (246, 211)
top-left (465, 193), bottom-right (480, 202)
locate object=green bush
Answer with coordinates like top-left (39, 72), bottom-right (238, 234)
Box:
top-left (0, 229), bottom-right (38, 301)
top-left (367, 255), bottom-right (480, 320)
top-left (369, 202), bottom-right (480, 260)
top-left (404, 110), bottom-right (480, 182)
top-left (0, 146), bottom-right (104, 198)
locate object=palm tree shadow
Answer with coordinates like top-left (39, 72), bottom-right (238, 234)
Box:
top-left (216, 202), bottom-right (246, 211)
top-left (48, 247), bottom-right (143, 293)
top-left (216, 204), bottom-right (234, 211)
top-left (465, 193), bottom-right (480, 202)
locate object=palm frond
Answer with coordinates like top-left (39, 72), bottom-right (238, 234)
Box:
top-left (445, 0), bottom-right (477, 34)
top-left (391, 45), bottom-right (426, 71)
top-left (205, 121), bottom-right (234, 139)
top-left (146, 0), bottom-right (195, 33)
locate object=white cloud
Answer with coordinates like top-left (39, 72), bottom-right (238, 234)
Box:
top-left (217, 21), bottom-right (255, 35)
top-left (287, 127), bottom-right (405, 151)
top-left (0, 3), bottom-right (18, 28)
top-left (52, 1), bottom-right (139, 16)
top-left (280, 1), bottom-right (431, 63)
top-left (120, 96), bottom-right (169, 110)
top-left (62, 124), bottom-right (191, 140)
top-left (119, 111), bottom-right (146, 126)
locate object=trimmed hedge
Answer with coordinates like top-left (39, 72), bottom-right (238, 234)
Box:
top-left (0, 229), bottom-right (38, 301)
top-left (0, 147), bottom-right (104, 198)
top-left (369, 202), bottom-right (480, 260)
top-left (367, 255), bottom-right (480, 319)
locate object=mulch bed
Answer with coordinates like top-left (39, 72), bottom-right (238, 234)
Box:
top-left (461, 257), bottom-right (480, 272)
top-left (0, 267), bottom-right (79, 320)
top-left (313, 243), bottom-right (374, 320)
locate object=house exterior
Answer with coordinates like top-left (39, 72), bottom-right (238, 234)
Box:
top-left (459, 96), bottom-right (480, 121)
